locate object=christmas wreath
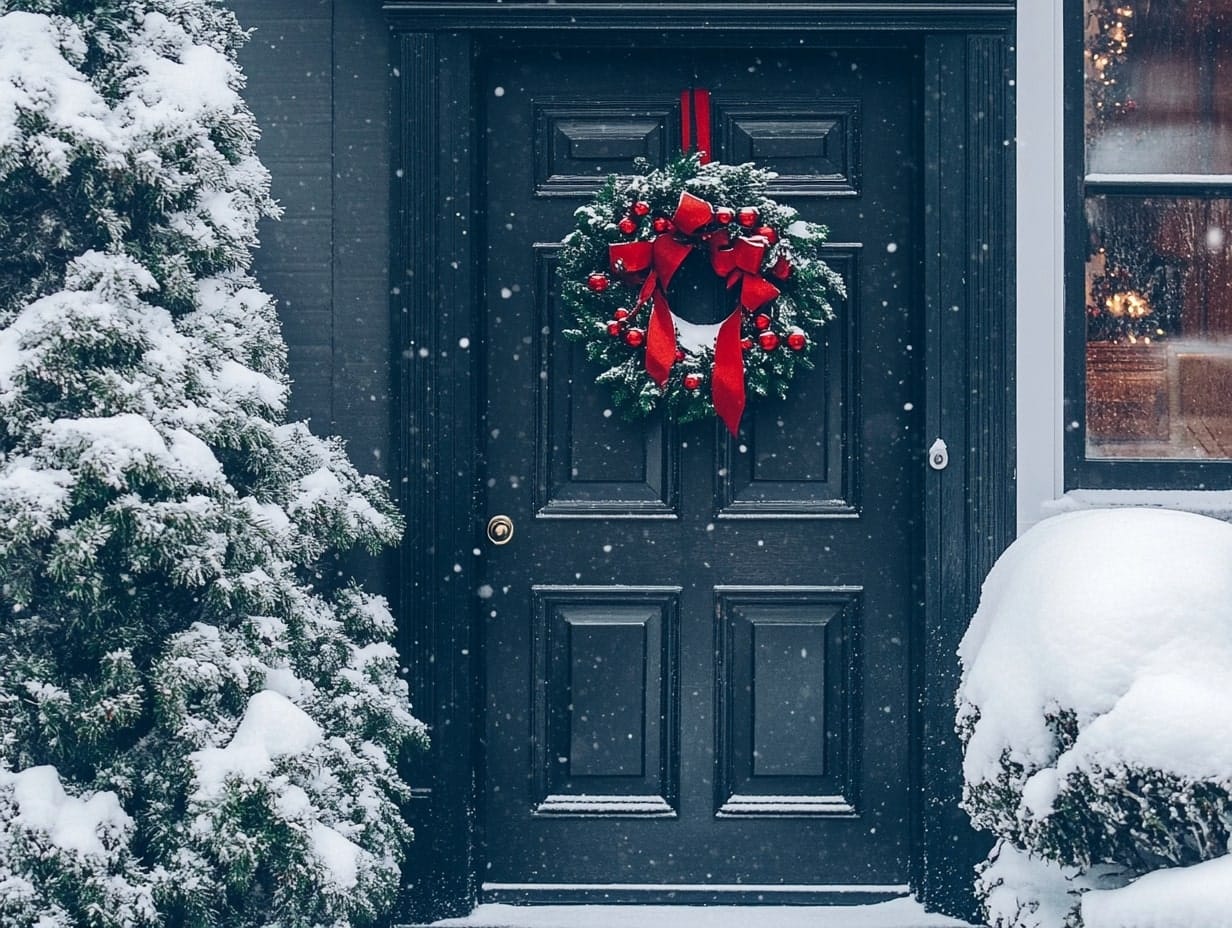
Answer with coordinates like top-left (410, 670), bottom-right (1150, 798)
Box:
top-left (559, 154), bottom-right (845, 434)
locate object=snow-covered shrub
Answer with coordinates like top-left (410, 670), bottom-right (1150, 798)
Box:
top-left (957, 509), bottom-right (1232, 928)
top-left (0, 2), bottom-right (424, 926)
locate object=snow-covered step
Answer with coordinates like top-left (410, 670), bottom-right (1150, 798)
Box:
top-left (413, 898), bottom-right (979, 928)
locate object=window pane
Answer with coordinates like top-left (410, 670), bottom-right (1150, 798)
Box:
top-left (1085, 196), bottom-right (1232, 460)
top-left (1086, 0), bottom-right (1232, 175)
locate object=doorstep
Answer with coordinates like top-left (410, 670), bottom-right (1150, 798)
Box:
top-left (411, 899), bottom-right (980, 928)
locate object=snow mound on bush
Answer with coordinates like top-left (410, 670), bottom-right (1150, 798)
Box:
top-left (190, 690), bottom-right (322, 800)
top-left (4, 766), bottom-right (131, 858)
top-left (959, 507), bottom-right (1232, 794)
top-left (959, 508), bottom-right (1232, 927)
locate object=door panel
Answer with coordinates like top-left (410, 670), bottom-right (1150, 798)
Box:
top-left (716, 246), bottom-right (859, 517)
top-left (482, 43), bottom-right (920, 896)
top-left (715, 100), bottom-right (862, 196)
top-left (534, 248), bottom-right (680, 517)
top-left (531, 587), bottom-right (679, 816)
top-left (715, 588), bottom-right (860, 816)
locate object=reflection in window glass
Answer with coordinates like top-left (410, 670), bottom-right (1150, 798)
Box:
top-left (1086, 197), bottom-right (1232, 459)
top-left (1085, 0), bottom-right (1232, 176)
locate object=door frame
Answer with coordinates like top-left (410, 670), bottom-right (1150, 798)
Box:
top-left (386, 3), bottom-right (1015, 922)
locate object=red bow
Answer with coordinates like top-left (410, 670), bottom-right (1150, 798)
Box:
top-left (608, 191), bottom-right (780, 435)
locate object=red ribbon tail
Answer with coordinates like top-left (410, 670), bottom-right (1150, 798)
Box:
top-left (712, 308), bottom-right (746, 436)
top-left (645, 291), bottom-right (677, 388)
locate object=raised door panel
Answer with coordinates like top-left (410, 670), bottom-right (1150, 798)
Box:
top-left (532, 587), bottom-right (679, 815)
top-left (715, 588), bottom-right (861, 817)
top-left (715, 100), bottom-right (862, 196)
top-left (716, 247), bottom-right (861, 517)
top-left (535, 102), bottom-right (678, 197)
top-left (533, 247), bottom-right (679, 516)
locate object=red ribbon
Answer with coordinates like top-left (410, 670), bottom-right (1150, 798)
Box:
top-left (680, 89), bottom-right (712, 164)
top-left (608, 190), bottom-right (781, 435)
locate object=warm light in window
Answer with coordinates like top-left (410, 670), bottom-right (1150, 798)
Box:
top-left (1104, 290), bottom-right (1152, 319)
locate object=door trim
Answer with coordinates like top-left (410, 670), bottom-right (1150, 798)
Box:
top-left (389, 9), bottom-right (1015, 923)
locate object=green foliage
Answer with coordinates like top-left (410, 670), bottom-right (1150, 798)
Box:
top-left (557, 153), bottom-right (845, 424)
top-left (962, 701), bottom-right (1232, 927)
top-left (0, 2), bottom-right (423, 925)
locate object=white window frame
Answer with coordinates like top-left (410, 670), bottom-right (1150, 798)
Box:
top-left (1016, 2), bottom-right (1067, 532)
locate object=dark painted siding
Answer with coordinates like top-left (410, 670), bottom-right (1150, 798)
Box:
top-left (233, 0), bottom-right (394, 486)
top-left (332, 2), bottom-right (395, 483)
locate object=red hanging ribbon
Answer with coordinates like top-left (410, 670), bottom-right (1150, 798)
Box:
top-left (608, 189), bottom-right (779, 435)
top-left (680, 88), bottom-right (712, 164)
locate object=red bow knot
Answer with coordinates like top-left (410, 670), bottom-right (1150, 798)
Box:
top-left (605, 190), bottom-right (779, 434)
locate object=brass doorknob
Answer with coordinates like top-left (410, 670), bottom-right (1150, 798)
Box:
top-left (487, 514), bottom-right (514, 545)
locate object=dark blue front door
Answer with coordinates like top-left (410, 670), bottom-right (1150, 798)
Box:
top-left (480, 42), bottom-right (922, 903)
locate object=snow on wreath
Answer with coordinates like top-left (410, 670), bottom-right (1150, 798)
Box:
top-left (558, 154), bottom-right (845, 434)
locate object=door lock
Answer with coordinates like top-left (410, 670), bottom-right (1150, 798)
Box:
top-left (486, 514), bottom-right (515, 545)
top-left (928, 438), bottom-right (949, 471)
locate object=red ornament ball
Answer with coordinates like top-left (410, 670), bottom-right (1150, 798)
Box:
top-left (754, 313), bottom-right (772, 331)
top-left (632, 200), bottom-right (651, 217)
top-left (741, 336), bottom-right (755, 351)
top-left (652, 217), bottom-right (673, 234)
top-left (614, 307), bottom-right (630, 321)
top-left (606, 321), bottom-right (622, 337)
top-left (787, 332), bottom-right (807, 351)
top-left (618, 217), bottom-right (637, 235)
top-left (737, 207), bottom-right (759, 228)
top-left (624, 327), bottom-right (645, 347)
top-left (755, 225), bottom-right (778, 244)
top-left (770, 255), bottom-right (792, 280)
top-left (715, 206), bottom-right (735, 224)
top-left (587, 273), bottom-right (609, 292)
top-left (758, 331), bottom-right (780, 351)
top-left (683, 373), bottom-right (703, 390)
top-left (674, 347), bottom-right (686, 362)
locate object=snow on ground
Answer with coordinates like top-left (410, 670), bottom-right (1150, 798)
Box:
top-left (977, 842), bottom-right (1092, 928)
top-left (1081, 855), bottom-right (1232, 928)
top-left (431, 899), bottom-right (974, 928)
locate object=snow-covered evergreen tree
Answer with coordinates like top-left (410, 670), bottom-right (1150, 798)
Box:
top-left (0, 3), bottom-right (424, 925)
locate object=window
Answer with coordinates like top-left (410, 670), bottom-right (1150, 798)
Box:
top-left (1068, 0), bottom-right (1232, 488)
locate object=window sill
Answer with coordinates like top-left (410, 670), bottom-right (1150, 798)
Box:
top-left (1044, 489), bottom-right (1232, 521)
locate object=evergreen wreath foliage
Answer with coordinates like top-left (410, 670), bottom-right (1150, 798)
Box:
top-left (558, 154), bottom-right (845, 425)
top-left (0, 3), bottom-right (423, 926)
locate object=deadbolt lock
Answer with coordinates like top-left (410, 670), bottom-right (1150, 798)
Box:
top-left (487, 514), bottom-right (514, 545)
